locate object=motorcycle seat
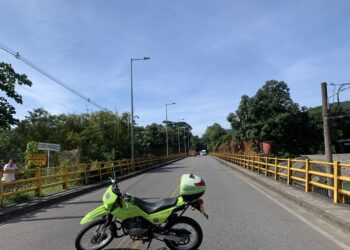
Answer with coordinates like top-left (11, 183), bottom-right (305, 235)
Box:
top-left (132, 197), bottom-right (178, 214)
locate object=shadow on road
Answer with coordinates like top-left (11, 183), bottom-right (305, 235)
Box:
top-left (144, 165), bottom-right (186, 174)
top-left (105, 248), bottom-right (167, 250)
top-left (4, 215), bottom-right (84, 224)
top-left (61, 200), bottom-right (101, 205)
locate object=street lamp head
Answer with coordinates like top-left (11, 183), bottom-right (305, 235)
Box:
top-left (144, 57), bottom-right (150, 60)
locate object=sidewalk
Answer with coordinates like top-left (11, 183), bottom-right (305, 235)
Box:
top-left (0, 158), bottom-right (184, 223)
top-left (213, 156), bottom-right (350, 234)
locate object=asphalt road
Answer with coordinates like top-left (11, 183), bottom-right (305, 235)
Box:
top-left (1, 157), bottom-right (350, 250)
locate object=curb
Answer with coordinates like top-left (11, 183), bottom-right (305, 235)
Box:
top-left (212, 156), bottom-right (350, 234)
top-left (0, 157), bottom-right (185, 223)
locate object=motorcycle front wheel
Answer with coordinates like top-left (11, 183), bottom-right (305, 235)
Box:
top-left (164, 216), bottom-right (203, 250)
top-left (75, 218), bottom-right (114, 250)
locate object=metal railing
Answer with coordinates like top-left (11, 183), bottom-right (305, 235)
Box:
top-left (212, 153), bottom-right (350, 204)
top-left (0, 154), bottom-right (186, 206)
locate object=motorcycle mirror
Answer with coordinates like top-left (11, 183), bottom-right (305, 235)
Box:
top-left (112, 163), bottom-right (116, 180)
top-left (111, 163), bottom-right (119, 183)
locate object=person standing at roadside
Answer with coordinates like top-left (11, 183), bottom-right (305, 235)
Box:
top-left (1, 159), bottom-right (18, 182)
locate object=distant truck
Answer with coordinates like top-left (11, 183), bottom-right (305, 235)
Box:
top-left (188, 149), bottom-right (197, 157)
top-left (200, 150), bottom-right (207, 156)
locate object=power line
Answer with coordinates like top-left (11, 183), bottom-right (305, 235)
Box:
top-left (328, 83), bottom-right (350, 103)
top-left (17, 84), bottom-right (79, 113)
top-left (0, 41), bottom-right (104, 110)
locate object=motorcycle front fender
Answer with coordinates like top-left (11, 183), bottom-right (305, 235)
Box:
top-left (80, 205), bottom-right (109, 225)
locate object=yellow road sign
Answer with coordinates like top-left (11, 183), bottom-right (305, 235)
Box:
top-left (27, 159), bottom-right (46, 165)
top-left (28, 154), bottom-right (47, 160)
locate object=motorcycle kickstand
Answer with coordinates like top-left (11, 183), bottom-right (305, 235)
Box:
top-left (146, 239), bottom-right (153, 249)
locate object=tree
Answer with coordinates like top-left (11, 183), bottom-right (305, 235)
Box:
top-left (0, 62), bottom-right (32, 129)
top-left (228, 80), bottom-right (302, 154)
top-left (306, 103), bottom-right (350, 153)
top-left (202, 123), bottom-right (227, 152)
top-left (192, 135), bottom-right (205, 151)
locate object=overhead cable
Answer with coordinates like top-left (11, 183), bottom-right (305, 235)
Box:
top-left (0, 41), bottom-right (104, 110)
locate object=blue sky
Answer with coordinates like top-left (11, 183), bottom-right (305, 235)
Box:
top-left (1, 0), bottom-right (350, 136)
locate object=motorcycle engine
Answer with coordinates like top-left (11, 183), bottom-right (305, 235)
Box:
top-left (123, 217), bottom-right (149, 238)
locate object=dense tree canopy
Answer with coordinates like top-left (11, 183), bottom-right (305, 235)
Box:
top-left (0, 62), bottom-right (32, 129)
top-left (227, 80), bottom-right (350, 155)
top-left (227, 80), bottom-right (302, 153)
top-left (202, 123), bottom-right (227, 152)
top-left (0, 109), bottom-right (194, 164)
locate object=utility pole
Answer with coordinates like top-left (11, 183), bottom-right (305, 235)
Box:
top-left (321, 82), bottom-right (333, 196)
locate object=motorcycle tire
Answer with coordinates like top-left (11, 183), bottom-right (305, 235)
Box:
top-left (164, 216), bottom-right (203, 250)
top-left (75, 218), bottom-right (114, 250)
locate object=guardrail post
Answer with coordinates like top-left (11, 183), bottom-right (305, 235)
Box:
top-left (35, 167), bottom-right (42, 197)
top-left (258, 156), bottom-right (261, 174)
top-left (305, 159), bottom-right (311, 192)
top-left (63, 165), bottom-right (68, 190)
top-left (80, 165), bottom-right (87, 185)
top-left (287, 158), bottom-right (293, 185)
top-left (333, 161), bottom-right (341, 204)
top-left (99, 162), bottom-right (102, 181)
top-left (265, 157), bottom-right (268, 177)
top-left (274, 157), bottom-right (279, 181)
top-left (0, 175), bottom-right (3, 206)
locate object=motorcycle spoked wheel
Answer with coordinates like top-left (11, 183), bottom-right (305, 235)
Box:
top-left (75, 218), bottom-right (114, 250)
top-left (164, 216), bottom-right (203, 250)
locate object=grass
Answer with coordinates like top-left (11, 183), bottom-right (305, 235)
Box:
top-left (4, 192), bottom-right (35, 206)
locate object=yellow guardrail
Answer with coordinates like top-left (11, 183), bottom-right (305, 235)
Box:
top-left (212, 153), bottom-right (350, 204)
top-left (0, 154), bottom-right (186, 206)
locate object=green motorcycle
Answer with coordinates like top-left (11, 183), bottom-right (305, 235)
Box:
top-left (75, 170), bottom-right (208, 250)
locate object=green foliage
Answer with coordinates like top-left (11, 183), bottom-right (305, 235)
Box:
top-left (305, 103), bottom-right (350, 153)
top-left (0, 62), bottom-right (32, 129)
top-left (0, 108), bottom-right (194, 164)
top-left (23, 141), bottom-right (39, 170)
top-left (5, 192), bottom-right (33, 205)
top-left (192, 135), bottom-right (205, 151)
top-left (202, 123), bottom-right (227, 152)
top-left (227, 80), bottom-right (350, 155)
top-left (228, 80), bottom-right (305, 154)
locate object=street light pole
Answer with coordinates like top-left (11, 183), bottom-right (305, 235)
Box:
top-left (166, 102), bottom-right (176, 156)
top-left (188, 132), bottom-right (190, 150)
top-left (178, 126), bottom-right (180, 154)
top-left (177, 119), bottom-right (184, 154)
top-left (183, 127), bottom-right (187, 154)
top-left (130, 57), bottom-right (150, 168)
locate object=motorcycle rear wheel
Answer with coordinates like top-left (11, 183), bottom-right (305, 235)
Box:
top-left (164, 216), bottom-right (203, 250)
top-left (75, 218), bottom-right (114, 250)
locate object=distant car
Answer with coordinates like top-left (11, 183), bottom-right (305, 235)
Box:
top-left (200, 150), bottom-right (207, 156)
top-left (188, 149), bottom-right (197, 157)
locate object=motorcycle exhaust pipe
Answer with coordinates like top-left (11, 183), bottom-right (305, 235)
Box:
top-left (153, 233), bottom-right (187, 242)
